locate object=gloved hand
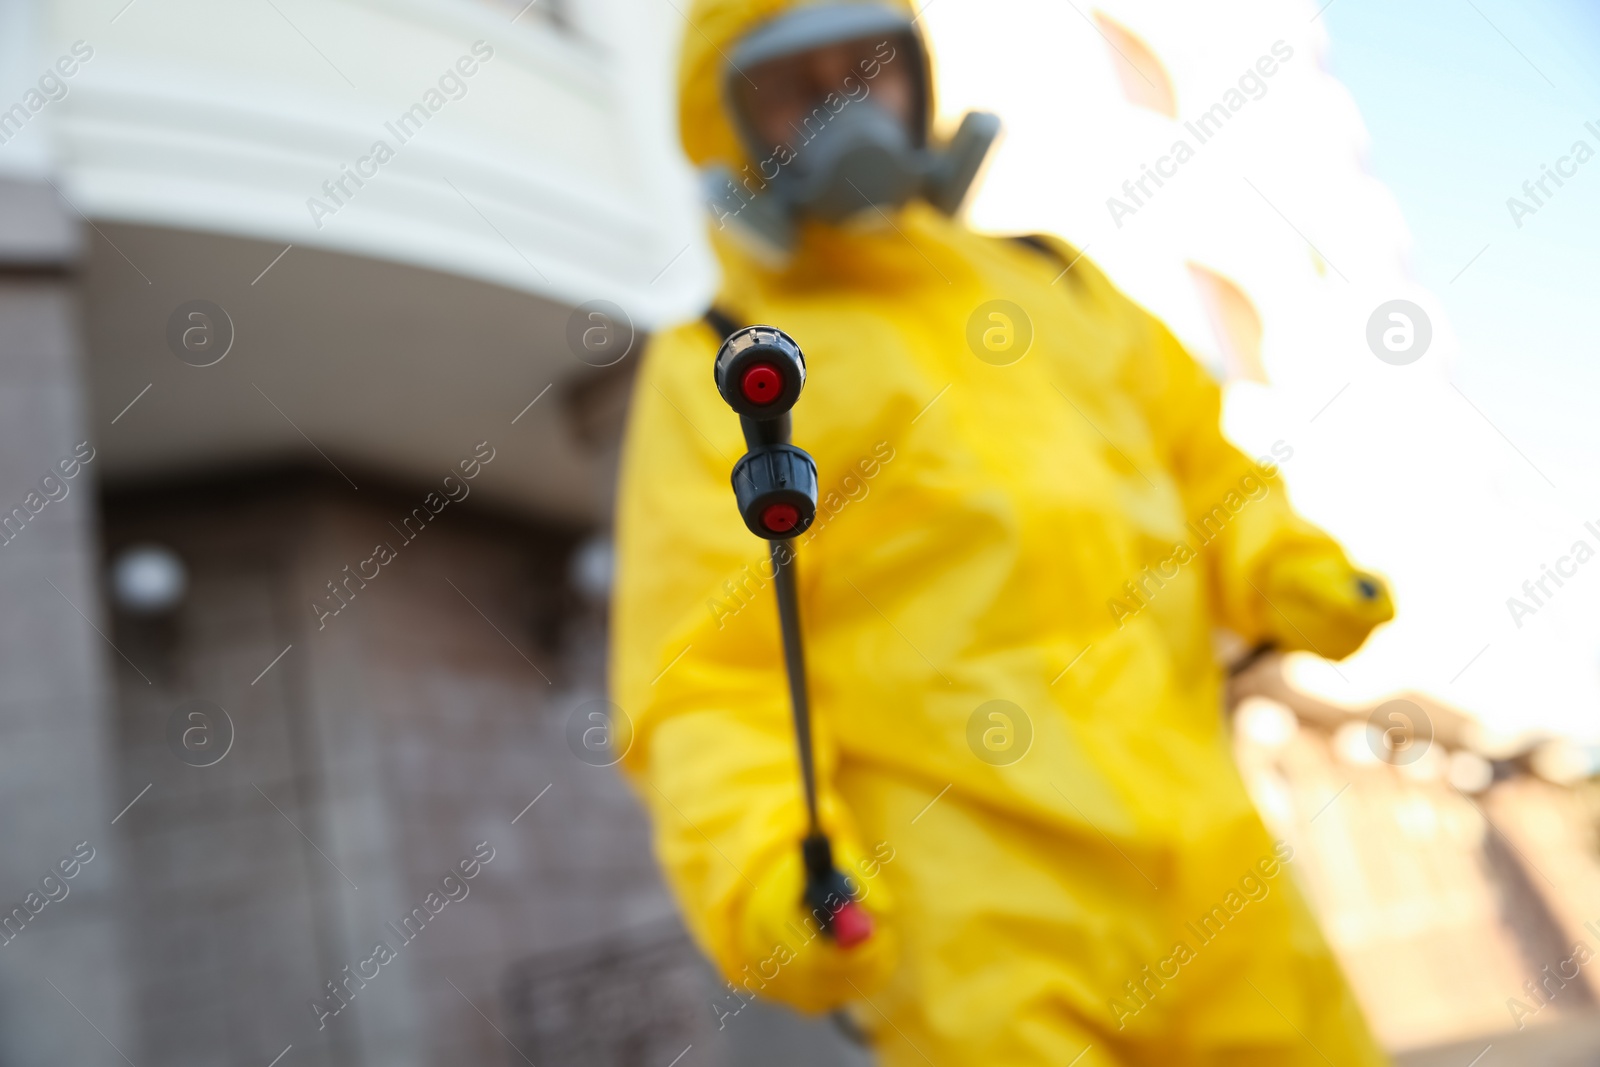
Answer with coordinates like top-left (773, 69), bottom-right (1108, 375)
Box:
top-left (1257, 547), bottom-right (1393, 660)
top-left (733, 835), bottom-right (898, 1014)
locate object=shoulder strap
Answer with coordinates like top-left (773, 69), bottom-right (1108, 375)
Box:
top-left (702, 305), bottom-right (741, 344)
top-left (1010, 233), bottom-right (1088, 289)
top-left (1011, 233), bottom-right (1055, 259)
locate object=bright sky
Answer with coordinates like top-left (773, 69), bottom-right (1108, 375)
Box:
top-left (921, 0), bottom-right (1600, 743)
top-left (1318, 0), bottom-right (1600, 744)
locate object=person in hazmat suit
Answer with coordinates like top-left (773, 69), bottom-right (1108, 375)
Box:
top-left (609, 1), bottom-right (1396, 1062)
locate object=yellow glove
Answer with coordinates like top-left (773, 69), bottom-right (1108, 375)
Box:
top-left (732, 836), bottom-right (898, 1015)
top-left (1257, 548), bottom-right (1394, 660)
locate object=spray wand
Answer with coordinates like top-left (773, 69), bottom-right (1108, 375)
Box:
top-left (712, 324), bottom-right (873, 949)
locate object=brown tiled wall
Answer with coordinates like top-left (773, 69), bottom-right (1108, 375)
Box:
top-left (101, 471), bottom-right (869, 1066)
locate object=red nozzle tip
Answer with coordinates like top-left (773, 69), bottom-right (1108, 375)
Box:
top-left (830, 900), bottom-right (874, 948)
top-left (761, 503), bottom-right (800, 534)
top-left (741, 363), bottom-right (782, 405)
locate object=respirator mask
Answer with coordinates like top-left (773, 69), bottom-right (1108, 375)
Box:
top-left (703, 3), bottom-right (1000, 258)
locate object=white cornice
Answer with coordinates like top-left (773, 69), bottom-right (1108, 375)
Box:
top-left (39, 0), bottom-right (714, 325)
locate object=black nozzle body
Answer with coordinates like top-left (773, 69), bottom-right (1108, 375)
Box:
top-left (714, 325), bottom-right (806, 419)
top-left (716, 325), bottom-right (818, 539)
top-left (731, 444), bottom-right (818, 540)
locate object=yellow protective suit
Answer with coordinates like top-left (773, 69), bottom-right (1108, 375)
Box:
top-left (611, 2), bottom-right (1394, 1063)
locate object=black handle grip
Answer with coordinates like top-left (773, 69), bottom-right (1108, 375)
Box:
top-left (801, 832), bottom-right (873, 948)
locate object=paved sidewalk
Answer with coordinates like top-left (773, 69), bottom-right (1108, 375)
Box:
top-left (1396, 1016), bottom-right (1600, 1067)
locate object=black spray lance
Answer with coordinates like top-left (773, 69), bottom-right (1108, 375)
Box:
top-left (712, 323), bottom-right (873, 948)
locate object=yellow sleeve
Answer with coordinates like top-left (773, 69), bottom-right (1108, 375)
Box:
top-left (1128, 310), bottom-right (1341, 644)
top-left (1024, 233), bottom-right (1387, 657)
top-left (608, 320), bottom-right (861, 984)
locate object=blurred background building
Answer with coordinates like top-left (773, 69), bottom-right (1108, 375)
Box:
top-left (0, 0), bottom-right (1595, 1064)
